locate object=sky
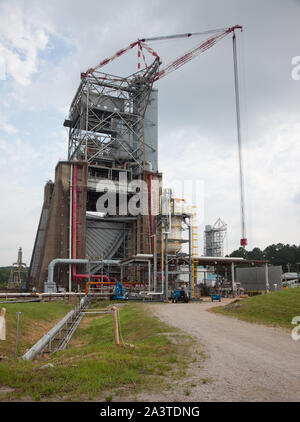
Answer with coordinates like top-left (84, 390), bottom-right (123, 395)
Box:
top-left (0, 0), bottom-right (299, 265)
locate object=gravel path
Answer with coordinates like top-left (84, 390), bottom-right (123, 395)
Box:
top-left (136, 299), bottom-right (300, 402)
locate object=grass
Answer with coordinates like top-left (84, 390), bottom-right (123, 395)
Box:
top-left (0, 302), bottom-right (194, 401)
top-left (211, 287), bottom-right (300, 328)
top-left (0, 300), bottom-right (73, 357)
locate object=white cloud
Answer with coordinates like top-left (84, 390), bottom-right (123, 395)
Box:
top-left (0, 0), bottom-right (299, 265)
top-left (0, 130), bottom-right (68, 265)
top-left (159, 117), bottom-right (300, 254)
top-left (0, 121), bottom-right (18, 134)
top-left (0, 2), bottom-right (50, 86)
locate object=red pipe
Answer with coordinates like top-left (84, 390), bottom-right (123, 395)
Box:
top-left (72, 163), bottom-right (111, 283)
top-left (74, 274), bottom-right (110, 282)
top-left (72, 163), bottom-right (78, 278)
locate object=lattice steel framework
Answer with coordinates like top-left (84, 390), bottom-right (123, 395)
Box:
top-left (65, 59), bottom-right (160, 171)
top-left (204, 218), bottom-right (227, 257)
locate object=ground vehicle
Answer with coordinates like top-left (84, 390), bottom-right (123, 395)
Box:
top-left (110, 281), bottom-right (128, 300)
top-left (211, 294), bottom-right (221, 302)
top-left (171, 288), bottom-right (189, 303)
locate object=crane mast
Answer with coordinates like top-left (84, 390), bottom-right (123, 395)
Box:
top-left (232, 32), bottom-right (247, 248)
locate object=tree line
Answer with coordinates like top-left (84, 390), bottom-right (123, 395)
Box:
top-left (229, 243), bottom-right (300, 272)
top-left (0, 267), bottom-right (28, 288)
top-left (0, 267), bottom-right (12, 288)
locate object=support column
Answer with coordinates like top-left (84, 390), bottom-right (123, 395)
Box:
top-left (231, 262), bottom-right (235, 295)
top-left (188, 221), bottom-right (192, 299)
top-left (265, 263), bottom-right (270, 293)
top-left (148, 260), bottom-right (151, 292)
top-left (164, 233), bottom-right (168, 301)
top-left (153, 235), bottom-right (157, 292)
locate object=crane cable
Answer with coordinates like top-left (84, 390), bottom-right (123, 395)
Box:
top-left (153, 26), bottom-right (242, 82)
top-left (232, 32), bottom-right (247, 248)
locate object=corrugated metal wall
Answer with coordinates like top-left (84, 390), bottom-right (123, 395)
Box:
top-left (86, 219), bottom-right (127, 260)
top-left (236, 266), bottom-right (282, 291)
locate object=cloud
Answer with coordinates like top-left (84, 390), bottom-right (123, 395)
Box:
top-left (160, 117), bottom-right (300, 253)
top-left (0, 128), bottom-right (68, 265)
top-left (0, 120), bottom-right (18, 134)
top-left (294, 191), bottom-right (300, 205)
top-left (0, 2), bottom-right (50, 86)
top-left (0, 0), bottom-right (299, 265)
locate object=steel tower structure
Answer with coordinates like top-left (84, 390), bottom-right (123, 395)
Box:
top-left (65, 59), bottom-right (160, 171)
top-left (29, 26), bottom-right (243, 296)
top-left (204, 218), bottom-right (227, 257)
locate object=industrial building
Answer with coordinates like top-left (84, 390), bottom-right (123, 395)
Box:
top-left (27, 43), bottom-right (197, 301)
top-left (27, 26), bottom-right (274, 300)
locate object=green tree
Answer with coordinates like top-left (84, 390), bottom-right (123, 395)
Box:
top-left (230, 247), bottom-right (248, 259)
top-left (247, 247), bottom-right (264, 261)
top-left (230, 243), bottom-right (300, 272)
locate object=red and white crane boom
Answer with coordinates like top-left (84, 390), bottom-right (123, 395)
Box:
top-left (84, 25), bottom-right (247, 248)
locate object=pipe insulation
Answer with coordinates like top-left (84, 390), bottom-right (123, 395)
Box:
top-left (47, 258), bottom-right (120, 284)
top-left (22, 296), bottom-right (90, 360)
top-left (22, 309), bottom-right (76, 360)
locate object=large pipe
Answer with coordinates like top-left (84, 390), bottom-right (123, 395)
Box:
top-left (123, 162), bottom-right (138, 169)
top-left (265, 263), bottom-right (270, 293)
top-left (71, 163), bottom-right (114, 285)
top-left (72, 164), bottom-right (78, 279)
top-left (148, 174), bottom-right (154, 253)
top-left (68, 163), bottom-right (73, 292)
top-left (189, 221), bottom-right (193, 299)
top-left (145, 161), bottom-right (152, 172)
top-left (74, 274), bottom-right (110, 281)
top-left (153, 234), bottom-right (157, 292)
top-left (140, 235), bottom-right (164, 296)
top-left (23, 304), bottom-right (87, 360)
top-left (123, 161), bottom-right (152, 171)
top-left (47, 258), bottom-right (120, 285)
top-left (231, 262), bottom-right (235, 294)
top-left (22, 309), bottom-right (77, 360)
top-left (164, 233), bottom-right (168, 300)
top-left (22, 296), bottom-right (90, 360)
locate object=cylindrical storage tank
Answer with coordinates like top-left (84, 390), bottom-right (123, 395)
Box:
top-left (168, 215), bottom-right (182, 254)
top-left (176, 265), bottom-right (189, 283)
top-left (161, 188), bottom-right (172, 217)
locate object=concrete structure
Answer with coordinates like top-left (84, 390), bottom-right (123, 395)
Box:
top-left (28, 30), bottom-right (261, 300)
top-left (28, 57), bottom-right (193, 299)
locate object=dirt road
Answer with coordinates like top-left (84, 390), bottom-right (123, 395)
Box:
top-left (137, 299), bottom-right (300, 402)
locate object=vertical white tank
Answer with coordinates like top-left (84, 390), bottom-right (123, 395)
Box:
top-left (168, 198), bottom-right (184, 254)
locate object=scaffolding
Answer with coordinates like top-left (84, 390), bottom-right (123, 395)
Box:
top-left (204, 218), bottom-right (227, 257)
top-left (190, 206), bottom-right (199, 298)
top-left (65, 59), bottom-right (159, 172)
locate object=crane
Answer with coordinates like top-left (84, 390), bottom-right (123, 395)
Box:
top-left (84, 25), bottom-right (247, 249)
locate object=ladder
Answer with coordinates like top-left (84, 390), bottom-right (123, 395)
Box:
top-left (191, 207), bottom-right (199, 299)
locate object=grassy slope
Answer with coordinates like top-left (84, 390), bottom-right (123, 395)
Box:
top-left (0, 301), bottom-right (73, 356)
top-left (0, 302), bottom-right (196, 401)
top-left (212, 287), bottom-right (300, 328)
